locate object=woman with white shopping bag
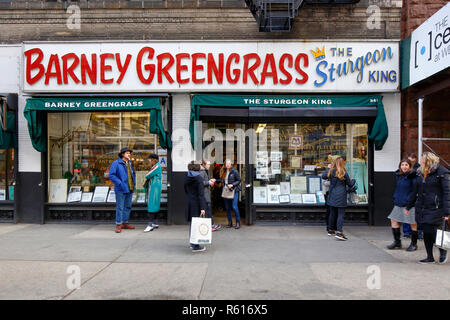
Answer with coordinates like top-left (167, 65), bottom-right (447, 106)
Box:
top-left (406, 152), bottom-right (450, 264)
top-left (184, 161), bottom-right (208, 252)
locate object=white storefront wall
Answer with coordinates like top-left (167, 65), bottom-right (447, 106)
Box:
top-left (18, 41), bottom-right (401, 173)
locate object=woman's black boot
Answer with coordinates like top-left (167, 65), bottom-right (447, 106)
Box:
top-left (226, 220), bottom-right (233, 228)
top-left (387, 228), bottom-right (402, 249)
top-left (235, 221), bottom-right (240, 229)
top-left (406, 230), bottom-right (418, 251)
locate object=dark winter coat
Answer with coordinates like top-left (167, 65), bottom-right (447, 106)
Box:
top-left (406, 163), bottom-right (450, 226)
top-left (322, 168), bottom-right (356, 208)
top-left (184, 171), bottom-right (207, 222)
top-left (393, 170), bottom-right (417, 207)
top-left (216, 168), bottom-right (242, 192)
top-left (199, 167), bottom-right (212, 204)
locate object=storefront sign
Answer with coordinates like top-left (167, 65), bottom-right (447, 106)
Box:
top-left (403, 3), bottom-right (450, 88)
top-left (23, 41), bottom-right (399, 93)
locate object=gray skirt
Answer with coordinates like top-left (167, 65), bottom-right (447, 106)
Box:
top-left (387, 206), bottom-right (416, 224)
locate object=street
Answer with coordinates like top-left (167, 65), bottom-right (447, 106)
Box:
top-left (0, 223), bottom-right (448, 300)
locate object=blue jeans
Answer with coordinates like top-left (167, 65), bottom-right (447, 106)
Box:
top-left (328, 206), bottom-right (345, 233)
top-left (115, 192), bottom-right (133, 225)
top-left (224, 191), bottom-right (240, 222)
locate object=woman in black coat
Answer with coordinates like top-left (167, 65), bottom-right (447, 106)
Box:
top-left (406, 152), bottom-right (450, 264)
top-left (184, 161), bottom-right (207, 252)
top-left (322, 156), bottom-right (356, 241)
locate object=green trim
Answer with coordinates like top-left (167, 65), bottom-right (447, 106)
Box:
top-left (24, 97), bottom-right (171, 152)
top-left (0, 104), bottom-right (16, 150)
top-left (190, 94), bottom-right (388, 151)
top-left (401, 36), bottom-right (411, 90)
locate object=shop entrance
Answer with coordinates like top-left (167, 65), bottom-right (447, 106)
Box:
top-left (201, 123), bottom-right (248, 225)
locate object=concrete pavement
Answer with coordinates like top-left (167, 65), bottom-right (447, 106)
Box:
top-left (0, 223), bottom-right (448, 300)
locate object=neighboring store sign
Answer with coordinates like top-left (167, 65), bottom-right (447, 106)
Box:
top-left (405, 3), bottom-right (450, 88)
top-left (23, 41), bottom-right (399, 93)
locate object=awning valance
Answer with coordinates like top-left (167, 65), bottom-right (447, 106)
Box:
top-left (24, 97), bottom-right (171, 152)
top-left (0, 105), bottom-right (16, 150)
top-left (190, 94), bottom-right (388, 150)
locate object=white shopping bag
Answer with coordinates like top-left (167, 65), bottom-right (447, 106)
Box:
top-left (435, 229), bottom-right (450, 249)
top-left (190, 217), bottom-right (212, 245)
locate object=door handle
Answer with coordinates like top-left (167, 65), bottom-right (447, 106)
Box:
top-left (246, 184), bottom-right (252, 188)
top-left (38, 182), bottom-right (42, 187)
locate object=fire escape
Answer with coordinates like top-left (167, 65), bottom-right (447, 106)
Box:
top-left (245, 0), bottom-right (360, 32)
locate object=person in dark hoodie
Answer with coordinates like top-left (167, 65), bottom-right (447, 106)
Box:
top-left (387, 159), bottom-right (418, 251)
top-left (406, 152), bottom-right (450, 264)
top-left (184, 161), bottom-right (207, 252)
top-left (321, 156), bottom-right (356, 241)
top-left (402, 153), bottom-right (422, 239)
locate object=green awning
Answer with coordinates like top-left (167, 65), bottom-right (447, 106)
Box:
top-left (24, 97), bottom-right (172, 152)
top-left (190, 94), bottom-right (388, 150)
top-left (0, 104), bottom-right (16, 150)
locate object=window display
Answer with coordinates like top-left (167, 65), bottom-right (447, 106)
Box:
top-left (252, 123), bottom-right (368, 205)
top-left (48, 111), bottom-right (167, 203)
top-left (0, 149), bottom-right (14, 200)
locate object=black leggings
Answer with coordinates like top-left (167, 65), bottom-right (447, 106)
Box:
top-left (422, 224), bottom-right (447, 260)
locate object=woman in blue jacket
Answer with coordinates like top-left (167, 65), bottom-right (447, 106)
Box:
top-left (387, 159), bottom-right (418, 251)
top-left (322, 156), bottom-right (356, 241)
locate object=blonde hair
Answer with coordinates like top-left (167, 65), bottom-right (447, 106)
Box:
top-left (328, 156), bottom-right (346, 180)
top-left (419, 152), bottom-right (439, 176)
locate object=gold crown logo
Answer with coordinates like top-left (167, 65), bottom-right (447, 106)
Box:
top-left (311, 46), bottom-right (326, 61)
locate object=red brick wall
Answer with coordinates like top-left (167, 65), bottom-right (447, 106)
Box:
top-left (401, 0), bottom-right (450, 165)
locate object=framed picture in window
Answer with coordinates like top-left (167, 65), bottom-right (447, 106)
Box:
top-left (307, 176), bottom-right (322, 194)
top-left (302, 194), bottom-right (317, 204)
top-left (49, 179), bottom-right (68, 203)
top-left (107, 190), bottom-right (116, 203)
top-left (81, 192), bottom-right (93, 202)
top-left (67, 191), bottom-right (82, 202)
top-left (271, 161), bottom-right (281, 174)
top-left (290, 194), bottom-right (303, 204)
top-left (270, 151), bottom-right (283, 162)
top-left (253, 187), bottom-right (268, 204)
top-left (280, 182), bottom-right (290, 195)
top-left (279, 194), bottom-right (290, 204)
top-left (267, 185), bottom-right (281, 204)
top-left (92, 186), bottom-right (109, 202)
top-left (316, 191), bottom-right (326, 204)
top-left (290, 156), bottom-right (302, 169)
top-left (290, 176), bottom-right (307, 194)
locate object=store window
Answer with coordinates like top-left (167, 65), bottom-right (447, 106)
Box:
top-left (47, 112), bottom-right (168, 204)
top-left (252, 123), bottom-right (368, 205)
top-left (0, 149), bottom-right (14, 200)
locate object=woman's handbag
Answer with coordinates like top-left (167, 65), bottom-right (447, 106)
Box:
top-left (221, 186), bottom-right (235, 199)
top-left (435, 218), bottom-right (450, 249)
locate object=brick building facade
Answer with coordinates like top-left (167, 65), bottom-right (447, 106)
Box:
top-left (401, 0), bottom-right (450, 163)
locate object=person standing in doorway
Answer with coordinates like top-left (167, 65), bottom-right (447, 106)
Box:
top-left (200, 160), bottom-right (221, 232)
top-left (406, 152), bottom-right (450, 264)
top-left (217, 159), bottom-right (241, 229)
top-left (387, 159), bottom-right (418, 251)
top-left (109, 147), bottom-right (136, 233)
top-left (322, 157), bottom-right (356, 241)
top-left (184, 161), bottom-right (207, 252)
top-left (144, 154), bottom-right (162, 233)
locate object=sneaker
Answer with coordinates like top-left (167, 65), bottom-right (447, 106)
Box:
top-left (327, 230), bottom-right (335, 236)
top-left (418, 258), bottom-right (435, 264)
top-left (438, 251), bottom-right (448, 264)
top-left (212, 226), bottom-right (217, 232)
top-left (152, 223), bottom-right (159, 229)
top-left (143, 225), bottom-right (154, 233)
top-left (335, 232), bottom-right (348, 241)
top-left (115, 225), bottom-right (122, 233)
top-left (214, 224), bottom-right (222, 230)
top-left (192, 245), bottom-right (206, 253)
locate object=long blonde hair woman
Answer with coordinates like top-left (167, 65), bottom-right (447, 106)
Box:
top-left (405, 152), bottom-right (450, 264)
top-left (322, 156), bottom-right (356, 240)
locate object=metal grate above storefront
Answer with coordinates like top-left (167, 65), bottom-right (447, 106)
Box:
top-left (245, 0), bottom-right (360, 32)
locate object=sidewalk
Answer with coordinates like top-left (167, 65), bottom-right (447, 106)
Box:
top-left (0, 223), bottom-right (448, 300)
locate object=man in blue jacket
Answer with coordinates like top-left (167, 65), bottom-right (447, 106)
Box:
top-left (109, 147), bottom-right (136, 233)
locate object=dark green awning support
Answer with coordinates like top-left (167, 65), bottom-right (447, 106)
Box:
top-left (0, 103), bottom-right (16, 150)
top-left (24, 97), bottom-right (172, 152)
top-left (190, 94), bottom-right (388, 151)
